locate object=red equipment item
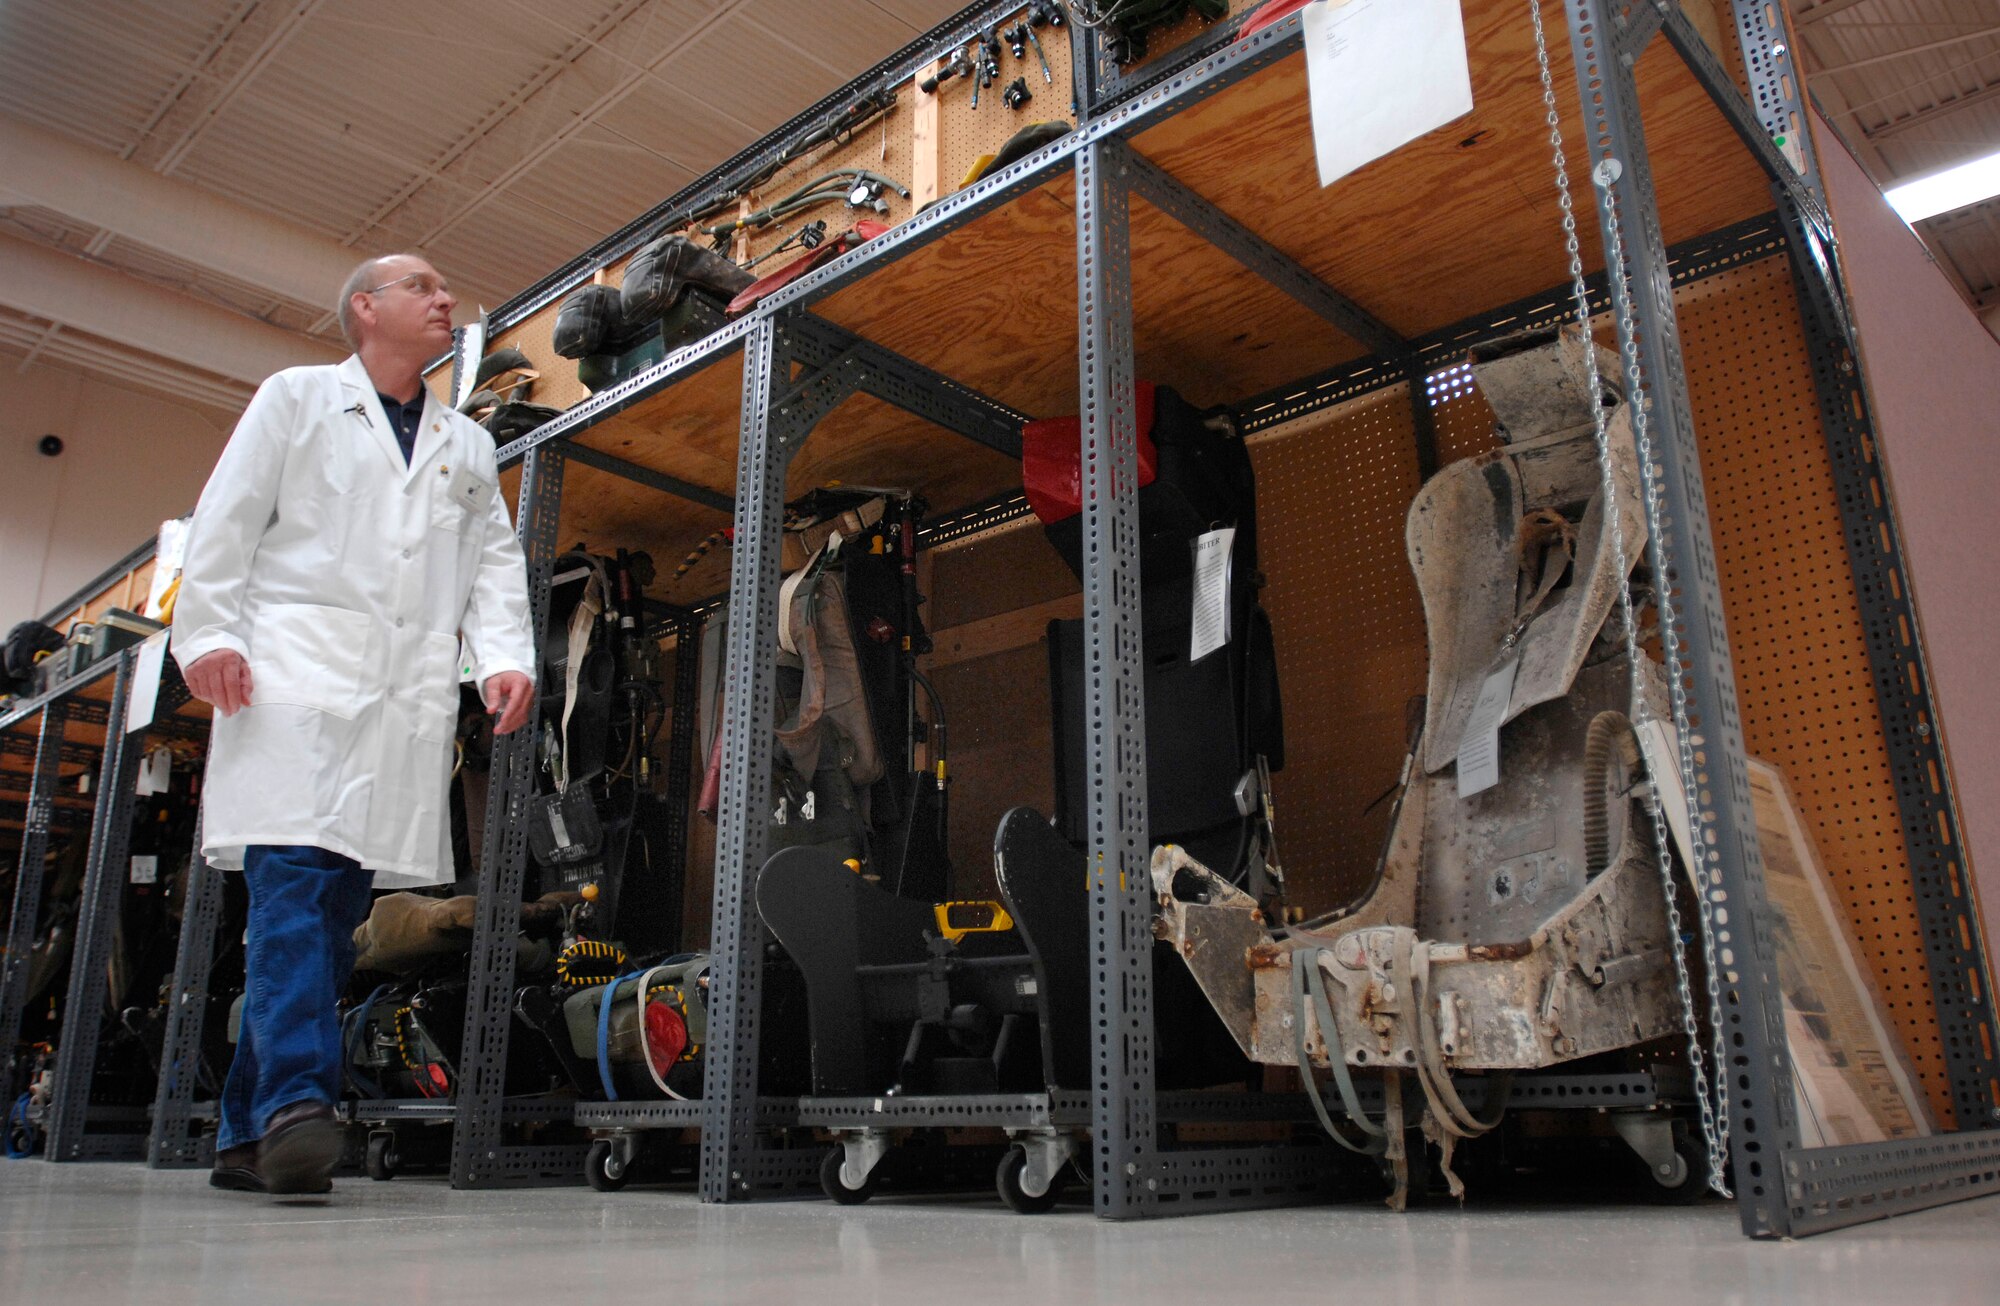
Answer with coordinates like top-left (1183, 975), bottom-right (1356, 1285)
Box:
top-left (726, 220), bottom-right (891, 315)
top-left (1239, 0), bottom-right (1312, 40)
top-left (643, 1001), bottom-right (689, 1079)
top-left (1018, 381), bottom-right (1159, 524)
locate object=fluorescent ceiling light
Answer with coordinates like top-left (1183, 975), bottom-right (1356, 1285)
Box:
top-left (1885, 147), bottom-right (2000, 224)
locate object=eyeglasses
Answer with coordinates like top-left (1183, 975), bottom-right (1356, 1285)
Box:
top-left (363, 271), bottom-right (452, 300)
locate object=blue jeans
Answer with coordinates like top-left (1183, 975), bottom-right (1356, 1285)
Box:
top-left (216, 845), bottom-right (374, 1150)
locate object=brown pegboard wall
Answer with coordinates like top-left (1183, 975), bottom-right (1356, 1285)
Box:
top-left (1676, 255), bottom-right (1952, 1125)
top-left (725, 94), bottom-right (917, 269)
top-left (1115, 0), bottom-right (1261, 79)
top-left (1242, 256), bottom-right (1951, 1123)
top-left (934, 11), bottom-right (1077, 199)
top-left (1243, 374), bottom-right (1497, 912)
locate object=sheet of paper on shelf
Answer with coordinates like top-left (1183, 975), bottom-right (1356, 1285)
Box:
top-left (135, 746), bottom-right (171, 797)
top-left (125, 629), bottom-right (170, 735)
top-left (1303, 0), bottom-right (1475, 189)
top-left (1455, 656), bottom-right (1516, 798)
top-left (1190, 527), bottom-right (1236, 662)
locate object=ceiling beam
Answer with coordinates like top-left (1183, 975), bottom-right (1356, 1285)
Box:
top-left (385, 1), bottom-right (758, 253)
top-left (137, 0), bottom-right (330, 177)
top-left (0, 232), bottom-right (343, 386)
top-left (0, 114), bottom-right (363, 311)
top-left (1865, 79), bottom-right (2000, 142)
top-left (1794, 0), bottom-right (1877, 27)
top-left (1811, 25), bottom-right (2000, 77)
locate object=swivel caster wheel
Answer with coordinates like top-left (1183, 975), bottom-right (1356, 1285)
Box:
top-left (996, 1145), bottom-right (1063, 1214)
top-left (586, 1138), bottom-right (630, 1192)
top-left (1641, 1129), bottom-right (1713, 1205)
top-left (820, 1147), bottom-right (879, 1205)
top-left (364, 1131), bottom-right (399, 1182)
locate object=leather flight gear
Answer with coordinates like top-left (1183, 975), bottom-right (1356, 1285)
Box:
top-left (621, 234), bottom-right (754, 327)
top-left (553, 284), bottom-right (645, 360)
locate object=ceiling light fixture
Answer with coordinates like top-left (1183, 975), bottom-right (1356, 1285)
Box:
top-left (1885, 146), bottom-right (2000, 224)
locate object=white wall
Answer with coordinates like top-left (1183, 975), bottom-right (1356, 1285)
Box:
top-left (0, 360), bottom-right (234, 627)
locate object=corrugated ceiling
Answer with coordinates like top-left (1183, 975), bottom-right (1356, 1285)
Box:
top-left (1, 0), bottom-right (1992, 415)
top-left (0, 0), bottom-right (964, 410)
top-left (1795, 0), bottom-right (2000, 327)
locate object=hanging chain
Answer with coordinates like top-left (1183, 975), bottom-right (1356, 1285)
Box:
top-left (1528, 0), bottom-right (1731, 1197)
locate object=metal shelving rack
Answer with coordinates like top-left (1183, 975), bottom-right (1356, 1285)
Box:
top-left (38, 0), bottom-right (1970, 1236)
top-left (0, 649), bottom-right (215, 1162)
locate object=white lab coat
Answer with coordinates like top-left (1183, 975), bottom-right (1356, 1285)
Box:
top-left (172, 355), bottom-right (534, 888)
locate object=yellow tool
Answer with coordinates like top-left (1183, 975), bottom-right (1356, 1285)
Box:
top-left (932, 900), bottom-right (1014, 943)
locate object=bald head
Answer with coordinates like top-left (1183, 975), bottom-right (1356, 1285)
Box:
top-left (335, 252), bottom-right (458, 370)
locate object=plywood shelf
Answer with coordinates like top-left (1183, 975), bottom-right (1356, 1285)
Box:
top-left (527, 1), bottom-right (1771, 601)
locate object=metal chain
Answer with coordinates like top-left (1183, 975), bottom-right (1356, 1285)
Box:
top-left (1528, 0), bottom-right (1730, 1196)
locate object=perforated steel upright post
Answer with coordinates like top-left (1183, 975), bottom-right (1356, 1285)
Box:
top-left (0, 699), bottom-right (68, 1098)
top-left (1075, 137), bottom-right (1158, 1219)
top-left (148, 803), bottom-right (223, 1167)
top-left (699, 316), bottom-right (796, 1201)
top-left (1565, 0), bottom-right (1799, 1234)
top-left (46, 655), bottom-right (145, 1161)
top-left (449, 443), bottom-right (567, 1188)
top-left (1776, 194), bottom-right (2000, 1131)
top-left (1726, 0), bottom-right (1820, 194)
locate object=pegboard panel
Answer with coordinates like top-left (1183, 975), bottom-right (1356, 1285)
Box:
top-left (1677, 255), bottom-right (1952, 1124)
top-left (486, 301), bottom-right (592, 413)
top-left (1241, 377), bottom-right (1496, 912)
top-left (922, 521), bottom-right (1082, 891)
top-left (725, 91), bottom-right (918, 269)
top-left (933, 10), bottom-right (1077, 198)
top-left (1114, 0), bottom-right (1260, 81)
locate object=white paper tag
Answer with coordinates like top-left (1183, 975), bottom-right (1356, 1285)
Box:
top-left (134, 746), bottom-right (172, 797)
top-left (548, 806), bottom-right (571, 849)
top-left (125, 630), bottom-right (170, 735)
top-left (444, 463), bottom-right (490, 515)
top-left (1190, 527), bottom-right (1236, 662)
top-left (1303, 0), bottom-right (1475, 190)
top-left (129, 854), bottom-right (158, 885)
top-left (1456, 657), bottom-right (1518, 798)
top-left (147, 518), bottom-right (189, 617)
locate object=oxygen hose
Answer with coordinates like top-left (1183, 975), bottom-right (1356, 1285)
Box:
top-left (594, 968), bottom-right (632, 1102)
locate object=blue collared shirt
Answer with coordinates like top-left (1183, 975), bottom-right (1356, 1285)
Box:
top-left (377, 391), bottom-right (425, 465)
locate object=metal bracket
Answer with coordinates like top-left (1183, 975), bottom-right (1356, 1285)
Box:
top-left (1121, 144), bottom-right (1407, 359)
top-left (770, 341), bottom-right (863, 436)
top-left (790, 315), bottom-right (1028, 459)
top-left (1661, 7), bottom-right (1831, 241)
top-left (555, 441), bottom-right (733, 515)
top-left (1613, 0), bottom-right (1669, 62)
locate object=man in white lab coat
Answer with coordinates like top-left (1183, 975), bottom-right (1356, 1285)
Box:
top-left (172, 254), bottom-right (536, 1195)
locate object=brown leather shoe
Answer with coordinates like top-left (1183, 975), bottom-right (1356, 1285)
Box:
top-left (210, 1142), bottom-right (266, 1192)
top-left (257, 1101), bottom-right (340, 1195)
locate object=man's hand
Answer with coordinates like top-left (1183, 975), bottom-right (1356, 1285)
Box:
top-left (483, 671), bottom-right (534, 735)
top-left (185, 649), bottom-right (253, 716)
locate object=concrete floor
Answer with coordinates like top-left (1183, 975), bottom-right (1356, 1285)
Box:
top-left (2, 1162), bottom-right (1997, 1305)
